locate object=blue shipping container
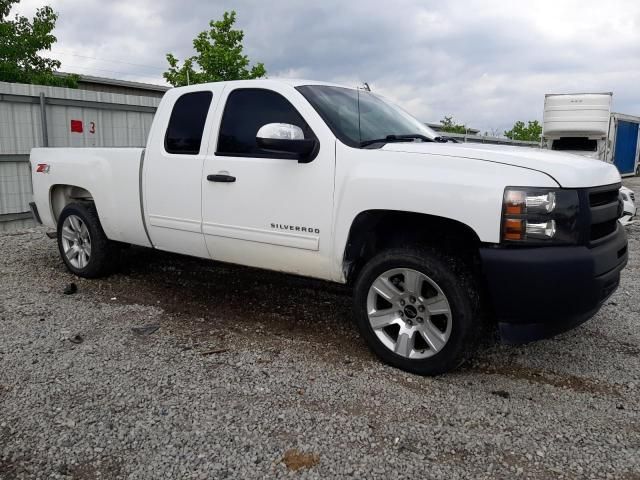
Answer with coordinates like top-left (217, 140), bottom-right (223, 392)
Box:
top-left (613, 119), bottom-right (639, 175)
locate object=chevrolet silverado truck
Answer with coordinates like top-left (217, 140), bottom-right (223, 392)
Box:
top-left (29, 79), bottom-right (629, 375)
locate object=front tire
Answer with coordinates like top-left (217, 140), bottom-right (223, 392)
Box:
top-left (353, 247), bottom-right (480, 375)
top-left (57, 203), bottom-right (116, 278)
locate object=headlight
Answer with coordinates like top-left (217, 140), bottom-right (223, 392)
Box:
top-left (502, 187), bottom-right (580, 244)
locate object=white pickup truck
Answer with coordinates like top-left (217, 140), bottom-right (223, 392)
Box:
top-left (30, 79), bottom-right (628, 375)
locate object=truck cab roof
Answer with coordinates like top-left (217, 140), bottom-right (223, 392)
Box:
top-left (167, 78), bottom-right (349, 94)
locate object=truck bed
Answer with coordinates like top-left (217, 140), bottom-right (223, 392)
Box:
top-left (30, 148), bottom-right (151, 247)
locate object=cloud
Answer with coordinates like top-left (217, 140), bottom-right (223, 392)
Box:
top-left (12, 0), bottom-right (640, 133)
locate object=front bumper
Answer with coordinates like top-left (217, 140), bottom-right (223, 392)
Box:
top-left (479, 225), bottom-right (628, 343)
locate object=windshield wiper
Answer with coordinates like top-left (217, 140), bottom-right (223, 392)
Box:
top-left (433, 136), bottom-right (458, 143)
top-left (359, 134), bottom-right (434, 148)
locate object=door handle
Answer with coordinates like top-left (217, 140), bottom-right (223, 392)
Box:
top-left (207, 174), bottom-right (236, 183)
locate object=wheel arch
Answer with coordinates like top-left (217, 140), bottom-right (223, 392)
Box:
top-left (50, 184), bottom-right (95, 222)
top-left (342, 209), bottom-right (482, 284)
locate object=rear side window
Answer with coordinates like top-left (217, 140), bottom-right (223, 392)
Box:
top-left (552, 137), bottom-right (597, 152)
top-left (165, 91), bottom-right (213, 155)
top-left (217, 88), bottom-right (315, 157)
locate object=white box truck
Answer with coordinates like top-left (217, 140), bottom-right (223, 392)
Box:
top-left (542, 92), bottom-right (640, 176)
top-left (542, 92), bottom-right (612, 158)
top-left (543, 93), bottom-right (637, 223)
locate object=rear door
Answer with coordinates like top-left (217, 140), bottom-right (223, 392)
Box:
top-left (201, 83), bottom-right (336, 279)
top-left (143, 87), bottom-right (221, 257)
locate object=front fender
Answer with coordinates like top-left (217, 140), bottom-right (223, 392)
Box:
top-left (330, 143), bottom-right (559, 281)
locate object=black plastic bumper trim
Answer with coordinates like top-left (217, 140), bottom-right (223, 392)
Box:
top-left (29, 202), bottom-right (42, 224)
top-left (480, 226), bottom-right (628, 343)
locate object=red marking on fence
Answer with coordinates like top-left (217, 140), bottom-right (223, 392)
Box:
top-left (70, 120), bottom-right (83, 133)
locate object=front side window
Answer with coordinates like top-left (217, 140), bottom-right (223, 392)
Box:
top-left (217, 89), bottom-right (315, 156)
top-left (296, 85), bottom-right (437, 148)
top-left (165, 91), bottom-right (213, 155)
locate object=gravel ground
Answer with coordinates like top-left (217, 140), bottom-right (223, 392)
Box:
top-left (1, 182), bottom-right (639, 479)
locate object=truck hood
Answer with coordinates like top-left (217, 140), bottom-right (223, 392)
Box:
top-left (381, 142), bottom-right (621, 188)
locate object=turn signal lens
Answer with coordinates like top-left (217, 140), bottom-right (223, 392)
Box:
top-left (503, 218), bottom-right (524, 240)
top-left (504, 190), bottom-right (525, 215)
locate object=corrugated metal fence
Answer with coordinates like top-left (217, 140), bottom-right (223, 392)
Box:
top-left (0, 81), bottom-right (161, 220)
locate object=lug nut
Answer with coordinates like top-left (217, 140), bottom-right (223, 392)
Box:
top-left (418, 305), bottom-right (425, 312)
top-left (409, 296), bottom-right (416, 303)
top-left (398, 310), bottom-right (404, 317)
top-left (400, 300), bottom-right (405, 306)
top-left (417, 317), bottom-right (423, 323)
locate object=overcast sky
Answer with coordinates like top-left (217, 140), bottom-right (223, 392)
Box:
top-left (13, 0), bottom-right (640, 134)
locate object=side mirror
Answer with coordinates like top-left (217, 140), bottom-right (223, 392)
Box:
top-left (256, 123), bottom-right (318, 163)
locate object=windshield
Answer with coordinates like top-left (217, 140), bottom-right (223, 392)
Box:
top-left (296, 85), bottom-right (438, 147)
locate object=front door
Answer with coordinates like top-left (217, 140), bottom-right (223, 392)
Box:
top-left (201, 84), bottom-right (335, 279)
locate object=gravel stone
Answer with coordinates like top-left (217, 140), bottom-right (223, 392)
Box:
top-left (0, 179), bottom-right (638, 479)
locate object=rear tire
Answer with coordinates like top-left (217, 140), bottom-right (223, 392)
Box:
top-left (57, 202), bottom-right (116, 278)
top-left (353, 247), bottom-right (480, 375)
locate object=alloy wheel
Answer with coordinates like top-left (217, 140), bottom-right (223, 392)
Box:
top-left (61, 214), bottom-right (92, 269)
top-left (366, 268), bottom-right (452, 359)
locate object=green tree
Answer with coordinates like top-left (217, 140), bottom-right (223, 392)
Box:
top-left (504, 120), bottom-right (542, 142)
top-left (164, 11), bottom-right (266, 87)
top-left (439, 116), bottom-right (467, 134)
top-left (0, 0), bottom-right (77, 87)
